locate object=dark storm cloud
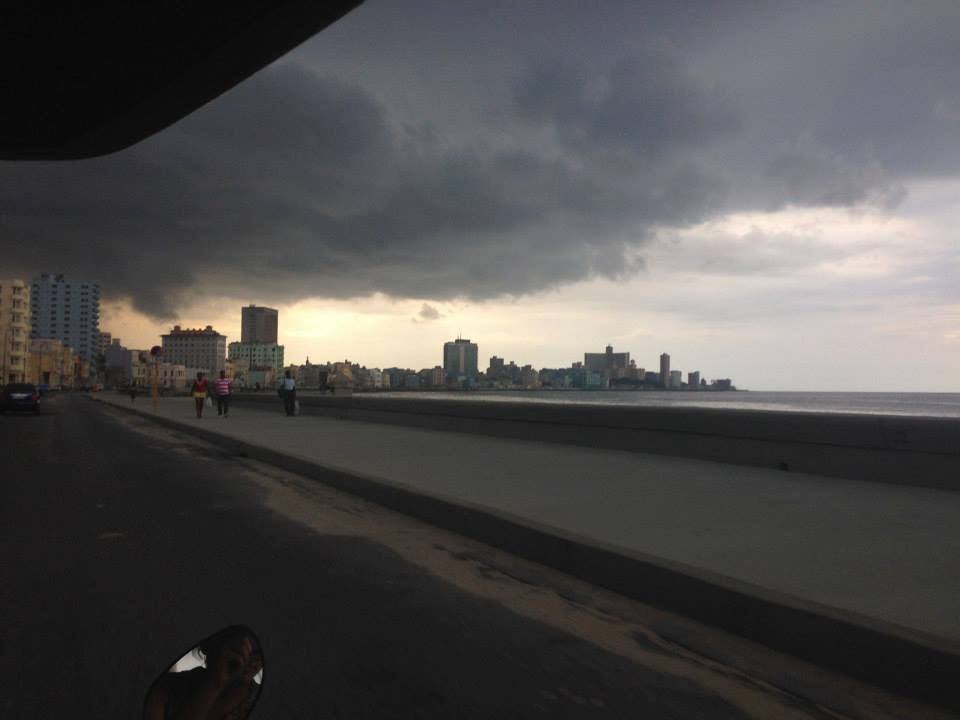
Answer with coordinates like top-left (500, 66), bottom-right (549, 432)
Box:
top-left (513, 51), bottom-right (739, 162)
top-left (2, 1), bottom-right (960, 316)
top-left (0, 53), bottom-right (731, 316)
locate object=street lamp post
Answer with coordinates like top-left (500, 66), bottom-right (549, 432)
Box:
top-left (0, 327), bottom-right (8, 383)
top-left (150, 346), bottom-right (162, 411)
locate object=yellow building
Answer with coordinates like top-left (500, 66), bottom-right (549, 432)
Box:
top-left (27, 338), bottom-right (75, 388)
top-left (0, 279), bottom-right (31, 383)
top-left (225, 358), bottom-right (247, 385)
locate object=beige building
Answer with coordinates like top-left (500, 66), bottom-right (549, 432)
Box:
top-left (0, 279), bottom-right (31, 383)
top-left (161, 325), bottom-right (226, 374)
top-left (426, 366), bottom-right (445, 387)
top-left (27, 338), bottom-right (74, 387)
top-left (154, 362), bottom-right (187, 391)
top-left (25, 340), bottom-right (91, 388)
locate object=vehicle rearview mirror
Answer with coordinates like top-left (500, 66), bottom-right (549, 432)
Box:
top-left (142, 625), bottom-right (264, 719)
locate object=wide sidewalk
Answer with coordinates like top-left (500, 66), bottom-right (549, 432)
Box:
top-left (99, 393), bottom-right (960, 646)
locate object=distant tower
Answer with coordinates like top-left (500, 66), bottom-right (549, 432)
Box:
top-left (443, 337), bottom-right (479, 380)
top-left (241, 305), bottom-right (278, 344)
top-left (659, 353), bottom-right (671, 389)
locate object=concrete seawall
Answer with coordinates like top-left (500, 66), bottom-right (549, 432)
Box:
top-left (230, 393), bottom-right (960, 490)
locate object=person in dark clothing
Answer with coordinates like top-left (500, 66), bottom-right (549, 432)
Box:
top-left (280, 370), bottom-right (297, 416)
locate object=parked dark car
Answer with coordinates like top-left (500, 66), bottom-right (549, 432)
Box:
top-left (0, 383), bottom-right (41, 413)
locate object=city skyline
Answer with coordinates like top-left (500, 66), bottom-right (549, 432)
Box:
top-left (95, 288), bottom-right (953, 392)
top-left (6, 275), bottom-right (949, 391)
top-left (6, 274), bottom-right (739, 390)
top-left (102, 304), bottom-right (730, 389)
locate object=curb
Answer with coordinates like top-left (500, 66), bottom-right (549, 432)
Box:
top-left (95, 396), bottom-right (960, 713)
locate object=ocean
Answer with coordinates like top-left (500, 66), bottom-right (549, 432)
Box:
top-left (373, 390), bottom-right (960, 418)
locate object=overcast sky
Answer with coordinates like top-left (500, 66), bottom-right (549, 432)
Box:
top-left (3, 1), bottom-right (959, 390)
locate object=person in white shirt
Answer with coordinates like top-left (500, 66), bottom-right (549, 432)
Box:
top-left (281, 371), bottom-right (297, 416)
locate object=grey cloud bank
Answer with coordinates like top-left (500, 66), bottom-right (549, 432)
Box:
top-left (1, 0), bottom-right (959, 318)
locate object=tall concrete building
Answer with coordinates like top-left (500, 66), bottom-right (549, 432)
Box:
top-left (443, 337), bottom-right (479, 380)
top-left (0, 278), bottom-right (31, 382)
top-left (687, 371), bottom-right (701, 389)
top-left (30, 273), bottom-right (101, 361)
top-left (161, 325), bottom-right (226, 373)
top-left (584, 344), bottom-right (630, 375)
top-left (241, 305), bottom-right (278, 344)
top-left (659, 353), bottom-right (671, 388)
top-left (670, 369), bottom-right (683, 389)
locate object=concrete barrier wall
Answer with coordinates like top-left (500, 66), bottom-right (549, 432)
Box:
top-left (231, 393), bottom-right (960, 490)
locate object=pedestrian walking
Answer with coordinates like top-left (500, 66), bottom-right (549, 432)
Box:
top-left (190, 372), bottom-right (209, 418)
top-left (280, 370), bottom-right (297, 416)
top-left (214, 370), bottom-right (232, 417)
top-left (129, 385), bottom-right (137, 403)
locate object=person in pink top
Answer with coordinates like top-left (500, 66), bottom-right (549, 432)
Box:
top-left (214, 370), bottom-right (232, 418)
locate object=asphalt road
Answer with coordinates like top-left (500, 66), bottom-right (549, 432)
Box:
top-left (0, 396), bottom-right (938, 719)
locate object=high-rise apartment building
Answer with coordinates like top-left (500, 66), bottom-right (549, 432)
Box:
top-left (443, 337), bottom-right (479, 380)
top-left (232, 305), bottom-right (283, 373)
top-left (659, 353), bottom-right (671, 388)
top-left (0, 279), bottom-right (31, 382)
top-left (30, 273), bottom-right (100, 361)
top-left (241, 305), bottom-right (278, 344)
top-left (670, 369), bottom-right (683, 388)
top-left (161, 325), bottom-right (226, 373)
top-left (687, 371), bottom-right (701, 389)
